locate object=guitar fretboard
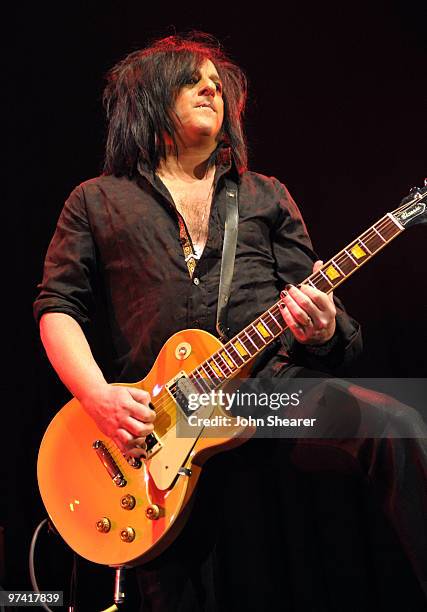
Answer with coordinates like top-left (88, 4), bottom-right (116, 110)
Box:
top-left (184, 211), bottom-right (404, 394)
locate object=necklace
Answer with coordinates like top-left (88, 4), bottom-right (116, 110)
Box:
top-left (158, 167), bottom-right (215, 256)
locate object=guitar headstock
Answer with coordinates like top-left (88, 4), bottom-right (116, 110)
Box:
top-left (392, 182), bottom-right (427, 228)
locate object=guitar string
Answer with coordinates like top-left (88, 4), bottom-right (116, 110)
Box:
top-left (145, 214), bottom-right (402, 421)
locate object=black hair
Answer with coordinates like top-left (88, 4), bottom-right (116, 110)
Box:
top-left (103, 32), bottom-right (247, 176)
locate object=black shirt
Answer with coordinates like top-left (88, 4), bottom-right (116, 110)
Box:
top-left (33, 152), bottom-right (362, 381)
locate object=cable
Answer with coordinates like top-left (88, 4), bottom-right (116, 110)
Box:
top-left (28, 518), bottom-right (54, 612)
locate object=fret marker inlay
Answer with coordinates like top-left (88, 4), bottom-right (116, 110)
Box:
top-left (350, 244), bottom-right (366, 259)
top-left (325, 265), bottom-right (340, 281)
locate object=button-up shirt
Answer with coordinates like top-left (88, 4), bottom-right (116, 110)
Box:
top-left (33, 152), bottom-right (362, 382)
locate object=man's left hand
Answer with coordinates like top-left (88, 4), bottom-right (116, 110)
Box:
top-left (279, 260), bottom-right (336, 345)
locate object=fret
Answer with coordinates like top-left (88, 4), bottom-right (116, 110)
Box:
top-left (258, 317), bottom-right (273, 337)
top-left (231, 339), bottom-right (250, 360)
top-left (267, 309), bottom-right (283, 333)
top-left (387, 212), bottom-right (404, 231)
top-left (212, 353), bottom-right (233, 376)
top-left (197, 365), bottom-right (215, 390)
top-left (242, 330), bottom-right (258, 353)
top-left (344, 249), bottom-right (359, 267)
top-left (358, 237), bottom-right (372, 255)
top-left (323, 262), bottom-right (342, 283)
top-left (209, 357), bottom-right (226, 379)
top-left (331, 259), bottom-right (344, 275)
top-left (227, 341), bottom-right (247, 365)
top-left (190, 374), bottom-right (207, 394)
top-left (221, 345), bottom-right (239, 369)
top-left (311, 273), bottom-right (330, 292)
top-left (319, 269), bottom-right (334, 287)
top-left (204, 360), bottom-right (222, 383)
top-left (362, 231), bottom-right (383, 254)
top-left (348, 241), bottom-right (369, 262)
top-left (252, 324), bottom-right (267, 345)
top-left (372, 226), bottom-right (386, 243)
top-left (190, 368), bottom-right (212, 393)
top-left (380, 218), bottom-right (401, 240)
top-left (331, 255), bottom-right (350, 276)
top-left (307, 278), bottom-right (317, 289)
top-left (198, 375), bottom-right (214, 393)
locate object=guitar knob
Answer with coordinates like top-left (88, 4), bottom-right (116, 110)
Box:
top-left (145, 504), bottom-right (160, 520)
top-left (120, 494), bottom-right (136, 510)
top-left (96, 517), bottom-right (111, 533)
top-left (120, 527), bottom-right (136, 543)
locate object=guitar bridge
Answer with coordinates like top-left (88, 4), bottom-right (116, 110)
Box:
top-left (145, 432), bottom-right (162, 458)
top-left (93, 440), bottom-right (127, 487)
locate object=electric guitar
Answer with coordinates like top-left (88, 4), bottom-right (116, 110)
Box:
top-left (37, 185), bottom-right (427, 567)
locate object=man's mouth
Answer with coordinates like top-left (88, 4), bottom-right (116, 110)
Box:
top-left (195, 103), bottom-right (215, 112)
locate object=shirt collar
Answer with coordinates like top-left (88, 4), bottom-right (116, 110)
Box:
top-left (136, 146), bottom-right (239, 191)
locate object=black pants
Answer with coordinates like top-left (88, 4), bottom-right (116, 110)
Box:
top-left (136, 371), bottom-right (427, 611)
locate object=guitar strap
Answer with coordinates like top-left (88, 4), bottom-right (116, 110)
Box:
top-left (216, 179), bottom-right (239, 342)
top-left (177, 178), bottom-right (239, 343)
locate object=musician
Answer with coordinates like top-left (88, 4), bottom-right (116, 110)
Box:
top-left (34, 33), bottom-right (426, 610)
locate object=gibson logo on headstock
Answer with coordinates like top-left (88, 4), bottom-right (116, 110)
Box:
top-left (401, 204), bottom-right (423, 219)
top-left (395, 202), bottom-right (426, 225)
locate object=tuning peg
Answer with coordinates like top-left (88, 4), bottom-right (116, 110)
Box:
top-left (424, 178), bottom-right (427, 187)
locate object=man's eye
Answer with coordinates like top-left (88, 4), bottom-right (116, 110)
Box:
top-left (215, 82), bottom-right (223, 93)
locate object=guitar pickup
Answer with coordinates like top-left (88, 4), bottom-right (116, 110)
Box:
top-left (165, 372), bottom-right (199, 418)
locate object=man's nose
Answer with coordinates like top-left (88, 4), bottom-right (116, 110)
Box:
top-left (199, 81), bottom-right (216, 97)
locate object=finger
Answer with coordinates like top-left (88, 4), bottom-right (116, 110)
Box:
top-left (298, 284), bottom-right (336, 314)
top-left (279, 303), bottom-right (309, 343)
top-left (311, 260), bottom-right (335, 301)
top-left (126, 400), bottom-right (156, 423)
top-left (312, 259), bottom-right (324, 273)
top-left (115, 427), bottom-right (133, 453)
top-left (124, 414), bottom-right (155, 437)
top-left (282, 285), bottom-right (321, 327)
top-left (126, 437), bottom-right (147, 459)
top-left (126, 446), bottom-right (147, 459)
top-left (126, 386), bottom-right (151, 405)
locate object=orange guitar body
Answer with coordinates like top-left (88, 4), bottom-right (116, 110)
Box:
top-left (37, 329), bottom-right (253, 567)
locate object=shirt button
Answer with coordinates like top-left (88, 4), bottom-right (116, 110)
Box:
top-left (193, 277), bottom-right (200, 286)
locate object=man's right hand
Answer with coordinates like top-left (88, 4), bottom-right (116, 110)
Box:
top-left (80, 384), bottom-right (155, 458)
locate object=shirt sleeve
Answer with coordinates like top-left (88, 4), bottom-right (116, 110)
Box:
top-left (33, 185), bottom-right (97, 327)
top-left (269, 177), bottom-right (363, 371)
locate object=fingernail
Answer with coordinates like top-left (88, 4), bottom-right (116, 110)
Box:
top-left (280, 290), bottom-right (288, 300)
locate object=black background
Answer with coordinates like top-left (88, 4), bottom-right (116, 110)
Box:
top-left (3, 1), bottom-right (427, 610)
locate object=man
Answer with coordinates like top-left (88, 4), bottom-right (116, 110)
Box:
top-left (34, 33), bottom-right (426, 610)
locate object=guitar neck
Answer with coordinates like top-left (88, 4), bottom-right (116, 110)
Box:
top-left (188, 209), bottom-right (408, 391)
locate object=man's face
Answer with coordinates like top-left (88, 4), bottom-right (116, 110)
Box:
top-left (172, 58), bottom-right (224, 147)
